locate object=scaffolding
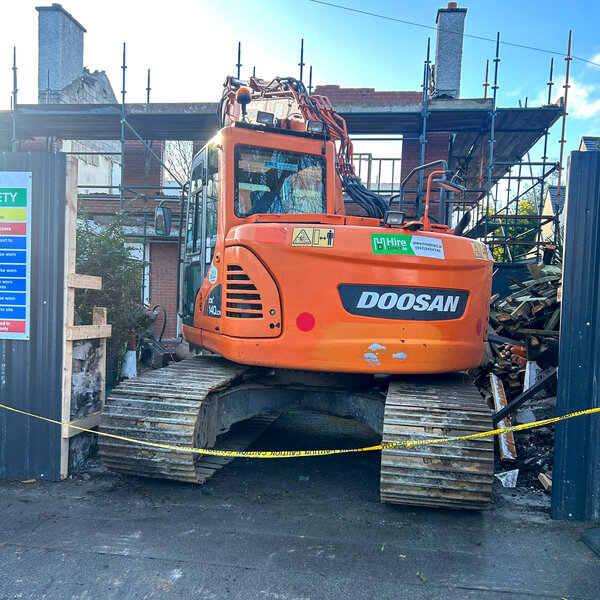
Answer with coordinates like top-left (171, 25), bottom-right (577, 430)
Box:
top-left (3, 31), bottom-right (571, 276)
top-left (346, 31), bottom-right (571, 264)
top-left (453, 31), bottom-right (572, 263)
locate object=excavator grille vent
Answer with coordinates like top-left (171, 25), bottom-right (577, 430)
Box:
top-left (225, 265), bottom-right (263, 319)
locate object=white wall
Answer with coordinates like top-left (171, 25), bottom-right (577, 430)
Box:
top-left (65, 140), bottom-right (114, 194)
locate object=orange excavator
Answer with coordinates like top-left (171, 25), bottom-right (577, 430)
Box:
top-left (99, 76), bottom-right (494, 509)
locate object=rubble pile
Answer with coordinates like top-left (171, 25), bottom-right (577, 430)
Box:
top-left (474, 263), bottom-right (561, 404)
top-left (472, 262), bottom-right (562, 490)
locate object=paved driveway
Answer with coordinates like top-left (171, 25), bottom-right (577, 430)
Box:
top-left (0, 412), bottom-right (597, 599)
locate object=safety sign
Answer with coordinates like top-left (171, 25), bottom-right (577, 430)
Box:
top-left (471, 240), bottom-right (491, 261)
top-left (0, 172), bottom-right (31, 340)
top-left (291, 227), bottom-right (335, 247)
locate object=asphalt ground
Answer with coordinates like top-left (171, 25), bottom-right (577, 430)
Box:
top-left (0, 411), bottom-right (598, 600)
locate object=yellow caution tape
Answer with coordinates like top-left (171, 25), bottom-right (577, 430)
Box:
top-left (0, 402), bottom-right (599, 459)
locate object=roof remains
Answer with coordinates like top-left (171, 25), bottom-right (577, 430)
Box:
top-left (580, 136), bottom-right (600, 152)
top-left (0, 95), bottom-right (562, 203)
top-left (548, 186), bottom-right (566, 215)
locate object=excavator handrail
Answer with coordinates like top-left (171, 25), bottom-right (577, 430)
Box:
top-left (396, 159), bottom-right (448, 212)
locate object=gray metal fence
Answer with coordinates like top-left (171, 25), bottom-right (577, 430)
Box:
top-left (552, 150), bottom-right (600, 521)
top-left (0, 152), bottom-right (66, 481)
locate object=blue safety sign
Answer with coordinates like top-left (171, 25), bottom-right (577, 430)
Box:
top-left (0, 172), bottom-right (31, 339)
top-left (0, 237), bottom-right (27, 250)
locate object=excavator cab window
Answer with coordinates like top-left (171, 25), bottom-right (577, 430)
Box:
top-left (183, 145), bottom-right (220, 324)
top-left (187, 160), bottom-right (204, 254)
top-left (205, 147), bottom-right (219, 263)
top-left (234, 145), bottom-right (326, 217)
top-left (186, 145), bottom-right (219, 260)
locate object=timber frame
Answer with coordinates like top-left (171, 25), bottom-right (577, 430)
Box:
top-left (60, 156), bottom-right (112, 478)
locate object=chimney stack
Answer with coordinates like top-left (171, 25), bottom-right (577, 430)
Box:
top-left (36, 4), bottom-right (86, 103)
top-left (432, 2), bottom-right (467, 99)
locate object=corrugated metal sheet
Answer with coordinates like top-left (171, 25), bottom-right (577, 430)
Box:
top-left (0, 152), bottom-right (66, 481)
top-left (551, 150), bottom-right (600, 521)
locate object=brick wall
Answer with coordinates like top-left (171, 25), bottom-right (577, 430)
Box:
top-left (400, 133), bottom-right (451, 221)
top-left (314, 85), bottom-right (421, 104)
top-left (18, 137), bottom-right (61, 152)
top-left (59, 69), bottom-right (117, 105)
top-left (149, 242), bottom-right (179, 339)
top-left (123, 140), bottom-right (165, 189)
top-left (81, 195), bottom-right (174, 215)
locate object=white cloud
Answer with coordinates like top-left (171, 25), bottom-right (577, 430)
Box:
top-left (533, 76), bottom-right (600, 120)
top-left (587, 53), bottom-right (600, 67)
top-left (559, 78), bottom-right (600, 120)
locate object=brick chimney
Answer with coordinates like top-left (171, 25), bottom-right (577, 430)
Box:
top-left (36, 4), bottom-right (86, 103)
top-left (432, 2), bottom-right (467, 99)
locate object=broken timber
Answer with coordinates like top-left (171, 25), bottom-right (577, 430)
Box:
top-left (492, 368), bottom-right (558, 425)
top-left (489, 373), bottom-right (517, 461)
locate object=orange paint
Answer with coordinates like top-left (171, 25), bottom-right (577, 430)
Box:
top-left (183, 125), bottom-right (493, 374)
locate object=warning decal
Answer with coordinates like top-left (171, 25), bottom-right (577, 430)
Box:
top-left (291, 227), bottom-right (335, 248)
top-left (292, 228), bottom-right (312, 246)
top-left (471, 241), bottom-right (490, 261)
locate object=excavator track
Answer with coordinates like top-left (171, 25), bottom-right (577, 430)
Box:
top-left (100, 356), bottom-right (494, 509)
top-left (380, 374), bottom-right (494, 510)
top-left (99, 356), bottom-right (278, 484)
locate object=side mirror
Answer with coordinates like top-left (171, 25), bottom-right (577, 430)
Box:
top-left (155, 205), bottom-right (172, 236)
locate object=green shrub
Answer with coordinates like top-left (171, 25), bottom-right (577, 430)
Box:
top-left (491, 199), bottom-right (539, 262)
top-left (75, 212), bottom-right (153, 376)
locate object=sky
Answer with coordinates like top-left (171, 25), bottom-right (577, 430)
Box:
top-left (1, 0), bottom-right (599, 166)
